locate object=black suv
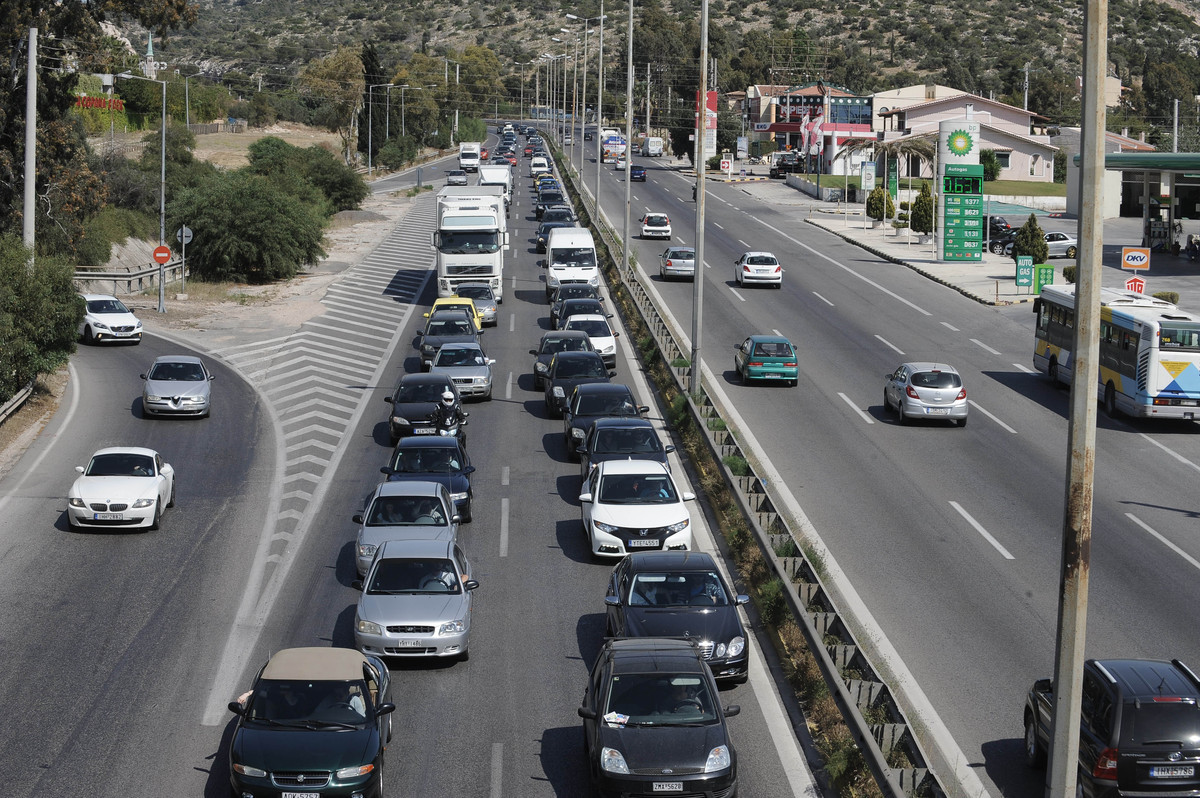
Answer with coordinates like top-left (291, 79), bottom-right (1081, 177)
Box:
top-left (578, 638), bottom-right (739, 798)
top-left (1024, 658), bottom-right (1200, 797)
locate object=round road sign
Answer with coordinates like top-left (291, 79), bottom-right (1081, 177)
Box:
top-left (153, 245), bottom-right (171, 264)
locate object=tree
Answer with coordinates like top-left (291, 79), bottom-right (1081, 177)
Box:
top-left (979, 149), bottom-right (1001, 181)
top-left (1012, 214), bottom-right (1049, 264)
top-left (297, 47), bottom-right (365, 164)
top-left (911, 182), bottom-right (934, 235)
top-left (866, 186), bottom-right (894, 222)
top-left (357, 43), bottom-right (388, 164)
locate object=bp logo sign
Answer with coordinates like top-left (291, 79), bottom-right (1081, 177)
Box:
top-left (946, 129), bottom-right (974, 157)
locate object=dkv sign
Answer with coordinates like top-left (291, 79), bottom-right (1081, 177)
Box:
top-left (1122, 246), bottom-right (1150, 270)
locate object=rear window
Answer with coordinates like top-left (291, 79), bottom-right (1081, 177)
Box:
top-left (911, 371), bottom-right (962, 389)
top-left (1120, 701), bottom-right (1200, 746)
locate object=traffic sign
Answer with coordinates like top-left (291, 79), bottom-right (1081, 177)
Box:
top-left (152, 245), bottom-right (171, 264)
top-left (1015, 256), bottom-right (1034, 287)
top-left (176, 226), bottom-right (193, 245)
top-left (1121, 246), bottom-right (1150, 271)
top-left (1125, 276), bottom-right (1146, 293)
top-left (720, 158), bottom-right (732, 173)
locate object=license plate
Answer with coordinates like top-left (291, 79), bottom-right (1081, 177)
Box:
top-left (652, 782), bottom-right (683, 792)
top-left (282, 793), bottom-right (319, 798)
top-left (1150, 765), bottom-right (1195, 778)
top-left (94, 513), bottom-right (123, 521)
top-left (1181, 400), bottom-right (1198, 407)
top-left (925, 408), bottom-right (948, 416)
top-left (394, 639), bottom-right (424, 647)
top-left (763, 373), bottom-right (784, 379)
top-left (413, 427), bottom-right (435, 434)
top-left (628, 539), bottom-right (660, 548)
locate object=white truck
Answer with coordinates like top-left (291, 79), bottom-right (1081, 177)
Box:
top-left (640, 136), bottom-right (664, 157)
top-left (477, 164), bottom-right (513, 214)
top-left (543, 227), bottom-right (599, 301)
top-left (458, 142), bottom-right (482, 172)
top-left (432, 186), bottom-right (509, 301)
top-left (600, 134), bottom-right (627, 164)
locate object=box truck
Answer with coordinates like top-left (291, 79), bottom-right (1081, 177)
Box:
top-left (458, 142), bottom-right (482, 172)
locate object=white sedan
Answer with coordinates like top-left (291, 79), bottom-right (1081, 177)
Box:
top-left (733, 251), bottom-right (783, 288)
top-left (67, 447), bottom-right (175, 530)
top-left (579, 460), bottom-right (695, 558)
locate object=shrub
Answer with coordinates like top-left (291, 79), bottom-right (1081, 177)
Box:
top-left (910, 182), bottom-right (934, 234)
top-left (1012, 214), bottom-right (1049, 264)
top-left (980, 148), bottom-right (1001, 181)
top-left (1062, 265), bottom-right (1076, 283)
top-left (722, 454), bottom-right (749, 475)
top-left (865, 186), bottom-right (894, 221)
top-left (758, 578), bottom-right (788, 626)
top-left (1153, 291), bottom-right (1180, 305)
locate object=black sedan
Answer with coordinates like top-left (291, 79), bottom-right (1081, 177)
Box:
top-left (549, 283), bottom-right (604, 325)
top-left (228, 647), bottom-right (396, 798)
top-left (578, 638), bottom-right (739, 798)
top-left (543, 351), bottom-right (612, 418)
top-left (541, 205), bottom-right (578, 225)
top-left (536, 221), bottom-right (574, 253)
top-left (604, 551), bottom-right (750, 683)
top-left (555, 297), bottom-right (609, 330)
top-left (563, 383), bottom-right (648, 460)
top-left (530, 329), bottom-right (595, 390)
top-left (577, 417), bottom-right (674, 478)
top-left (535, 189), bottom-right (567, 219)
top-left (383, 372), bottom-right (460, 444)
top-left (381, 436), bottom-right (476, 522)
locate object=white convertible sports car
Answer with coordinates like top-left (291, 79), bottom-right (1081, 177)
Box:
top-left (67, 447), bottom-right (175, 530)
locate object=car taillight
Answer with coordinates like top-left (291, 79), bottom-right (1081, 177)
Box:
top-left (748, 361), bottom-right (763, 367)
top-left (956, 388), bottom-right (967, 400)
top-left (743, 264), bottom-right (751, 272)
top-left (1093, 747), bottom-right (1118, 781)
top-left (785, 362), bottom-right (796, 367)
top-left (774, 265), bottom-right (782, 273)
top-left (665, 260), bottom-right (673, 267)
top-left (906, 386), bottom-right (920, 399)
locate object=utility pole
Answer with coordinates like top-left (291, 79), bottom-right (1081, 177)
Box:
top-left (690, 0), bottom-right (709, 395)
top-left (645, 62), bottom-right (650, 135)
top-left (595, 0), bottom-right (605, 213)
top-left (23, 27), bottom-right (37, 261)
top-left (622, 0), bottom-right (634, 279)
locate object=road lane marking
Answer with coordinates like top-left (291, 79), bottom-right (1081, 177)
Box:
top-left (875, 335), bottom-right (905, 355)
top-left (505, 371), bottom-right (513, 400)
top-left (772, 329), bottom-right (782, 336)
top-left (501, 466), bottom-right (510, 486)
top-left (511, 273), bottom-right (517, 294)
top-left (714, 222), bottom-right (724, 230)
top-left (949, 501), bottom-right (1015, 559)
top-left (838, 392), bottom-right (874, 424)
top-left (812, 291), bottom-right (834, 306)
top-left (971, 338), bottom-right (1002, 355)
top-left (491, 743), bottom-right (504, 798)
top-left (1013, 363), bottom-right (1036, 374)
top-left (1127, 513), bottom-right (1200, 572)
top-left (967, 400), bottom-right (1017, 433)
top-left (729, 287), bottom-right (747, 302)
top-left (737, 239), bottom-right (749, 248)
top-left (509, 314), bottom-right (515, 332)
top-left (499, 497), bottom-right (510, 557)
top-left (941, 322), bottom-right (960, 332)
top-left (1137, 433), bottom-right (1200, 475)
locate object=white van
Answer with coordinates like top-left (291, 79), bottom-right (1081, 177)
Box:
top-left (530, 156), bottom-right (552, 178)
top-left (544, 228), bottom-right (599, 300)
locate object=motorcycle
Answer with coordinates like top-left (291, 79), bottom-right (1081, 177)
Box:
top-left (427, 406), bottom-right (468, 445)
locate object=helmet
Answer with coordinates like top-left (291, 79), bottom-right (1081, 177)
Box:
top-left (441, 390), bottom-right (456, 406)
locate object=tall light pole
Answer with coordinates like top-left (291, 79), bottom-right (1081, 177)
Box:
top-left (596, 0), bottom-right (605, 213)
top-left (386, 84), bottom-right (405, 142)
top-left (690, 0), bottom-right (710, 394)
top-left (400, 84), bottom-right (435, 138)
top-left (445, 58), bottom-right (461, 144)
top-left (622, 0), bottom-right (634, 280)
top-left (367, 82), bottom-right (395, 177)
top-left (118, 71), bottom-right (168, 313)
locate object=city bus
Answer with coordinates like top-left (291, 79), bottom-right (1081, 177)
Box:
top-left (1033, 284), bottom-right (1200, 420)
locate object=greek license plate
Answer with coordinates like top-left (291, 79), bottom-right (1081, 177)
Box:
top-left (395, 639), bottom-right (424, 647)
top-left (414, 427), bottom-right (435, 434)
top-left (653, 783), bottom-right (683, 792)
top-left (283, 793), bottom-right (318, 798)
top-left (763, 373), bottom-right (784, 379)
top-left (925, 407), bottom-right (948, 416)
top-left (628, 539), bottom-right (660, 548)
top-left (1150, 765), bottom-right (1194, 778)
top-left (94, 513), bottom-right (123, 521)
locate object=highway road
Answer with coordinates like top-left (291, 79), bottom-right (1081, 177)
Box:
top-left (563, 129), bottom-right (1200, 796)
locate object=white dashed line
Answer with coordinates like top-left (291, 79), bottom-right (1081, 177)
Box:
top-left (875, 335), bottom-right (905, 356)
top-left (967, 400), bottom-right (1017, 433)
top-left (499, 498), bottom-right (510, 557)
top-left (737, 239), bottom-right (749, 248)
top-left (1013, 363), bottom-right (1036, 374)
top-left (812, 291), bottom-right (834, 307)
top-left (509, 314), bottom-right (515, 332)
top-left (771, 329), bottom-right (782, 336)
top-left (838, 392), bottom-right (874, 424)
top-left (490, 742), bottom-right (504, 798)
top-left (941, 321), bottom-right (960, 332)
top-left (1137, 434), bottom-right (1200, 475)
top-left (971, 338), bottom-right (1002, 355)
top-left (949, 501), bottom-right (1015, 559)
top-left (505, 371), bottom-right (513, 400)
top-left (1127, 513), bottom-right (1200, 571)
top-left (729, 287), bottom-right (747, 302)
top-left (501, 466), bottom-right (510, 486)
top-left (714, 222), bottom-right (724, 230)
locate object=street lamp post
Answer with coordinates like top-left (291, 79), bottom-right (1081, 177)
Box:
top-left (367, 82), bottom-right (395, 177)
top-left (386, 84), bottom-right (406, 142)
top-left (118, 71), bottom-right (167, 313)
top-left (566, 10), bottom-right (607, 207)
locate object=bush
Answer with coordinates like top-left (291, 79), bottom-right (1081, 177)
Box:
top-left (722, 454), bottom-right (749, 475)
top-left (1012, 214), bottom-right (1049, 264)
top-left (980, 149), bottom-right (1001, 181)
top-left (378, 136), bottom-right (418, 169)
top-left (1154, 291), bottom-right (1180, 305)
top-left (865, 186), bottom-right (894, 221)
top-left (910, 182), bottom-right (934, 234)
top-left (758, 578), bottom-right (788, 627)
top-left (1062, 265), bottom-right (1076, 283)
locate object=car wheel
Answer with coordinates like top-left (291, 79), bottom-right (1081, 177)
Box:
top-left (897, 403), bottom-right (908, 425)
top-left (462, 501), bottom-right (473, 523)
top-left (990, 242), bottom-right (1004, 254)
top-left (149, 501), bottom-right (161, 531)
top-left (1024, 714), bottom-right (1046, 767)
top-left (956, 416), bottom-right (967, 428)
top-left (1104, 383), bottom-right (1118, 418)
top-left (82, 325), bottom-right (94, 344)
top-left (1066, 245), bottom-right (1078, 259)
top-left (774, 281), bottom-right (782, 289)
top-left (167, 483), bottom-right (176, 508)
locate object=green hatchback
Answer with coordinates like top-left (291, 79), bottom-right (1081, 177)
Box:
top-left (733, 335), bottom-right (798, 385)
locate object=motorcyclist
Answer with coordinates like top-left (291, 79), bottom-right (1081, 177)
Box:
top-left (428, 390), bottom-right (467, 442)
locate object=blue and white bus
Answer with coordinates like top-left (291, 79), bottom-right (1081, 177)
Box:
top-left (1033, 284), bottom-right (1200, 420)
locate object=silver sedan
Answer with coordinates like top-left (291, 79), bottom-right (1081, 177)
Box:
top-left (429, 342), bottom-right (495, 400)
top-left (454, 283), bottom-right (499, 326)
top-left (659, 246), bottom-right (696, 280)
top-left (1003, 231), bottom-right (1078, 259)
top-left (883, 362), bottom-right (968, 427)
top-left (140, 355), bottom-right (214, 418)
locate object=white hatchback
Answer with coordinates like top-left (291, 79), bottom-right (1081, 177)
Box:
top-left (640, 212), bottom-right (672, 240)
top-left (579, 460), bottom-right (695, 558)
top-left (733, 251), bottom-right (783, 288)
top-left (79, 294), bottom-right (142, 344)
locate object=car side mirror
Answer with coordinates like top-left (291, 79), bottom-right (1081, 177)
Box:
top-left (723, 705), bottom-right (741, 718)
top-left (380, 467), bottom-right (393, 476)
top-left (464, 465), bottom-right (476, 475)
top-left (75, 466), bottom-right (85, 474)
top-left (577, 706), bottom-right (597, 720)
top-left (682, 492), bottom-right (696, 501)
top-left (487, 358), bottom-right (496, 365)
top-left (1034, 677), bottom-right (1053, 693)
top-left (352, 514), bottom-right (364, 524)
top-left (603, 595), bottom-right (620, 607)
top-left (465, 580), bottom-right (480, 591)
top-left (209, 374), bottom-right (216, 381)
top-left (529, 349), bottom-right (538, 355)
top-left (139, 373), bottom-right (147, 380)
top-left (665, 445), bottom-right (676, 454)
top-left (228, 701), bottom-right (246, 716)
top-left (462, 411), bottom-right (470, 417)
top-left (607, 370), bottom-right (616, 378)
top-left (451, 514), bottom-right (462, 524)
top-left (736, 594), bottom-right (750, 605)
top-left (637, 405), bottom-right (649, 414)
top-left (383, 396), bottom-right (393, 404)
top-left (606, 313), bottom-right (613, 318)
top-left (423, 312), bottom-right (430, 318)
top-left (376, 702), bottom-right (397, 716)
top-left (351, 579), bottom-right (364, 591)
top-left (579, 493), bottom-right (593, 504)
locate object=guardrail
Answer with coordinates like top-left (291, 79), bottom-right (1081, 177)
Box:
top-left (0, 380), bottom-right (36, 427)
top-left (74, 260), bottom-right (186, 295)
top-left (557, 145), bottom-right (952, 798)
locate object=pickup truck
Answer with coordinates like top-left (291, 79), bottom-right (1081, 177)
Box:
top-left (769, 153), bottom-right (802, 179)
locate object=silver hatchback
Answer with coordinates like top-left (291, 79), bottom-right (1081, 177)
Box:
top-left (883, 362), bottom-right (968, 427)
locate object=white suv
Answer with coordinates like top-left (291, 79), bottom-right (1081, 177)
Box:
top-left (79, 294), bottom-right (142, 344)
top-left (579, 460), bottom-right (694, 558)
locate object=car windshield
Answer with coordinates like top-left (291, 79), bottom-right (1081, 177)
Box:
top-left (245, 678), bottom-right (370, 725)
top-left (391, 446), bottom-right (460, 474)
top-left (598, 473), bottom-right (676, 503)
top-left (86, 298), bottom-right (130, 314)
top-left (753, 342), bottom-right (793, 358)
top-left (603, 673), bottom-right (717, 725)
top-left (563, 301), bottom-right (601, 316)
top-left (435, 348), bottom-right (486, 367)
top-left (557, 286), bottom-right (597, 302)
top-left (543, 211), bottom-right (573, 222)
top-left (365, 496), bottom-right (448, 526)
top-left (426, 319), bottom-right (473, 337)
top-left (911, 371), bottom-right (961, 389)
top-left (576, 393), bottom-right (636, 416)
top-left (554, 357), bottom-right (606, 379)
top-left (540, 192), bottom-right (565, 203)
top-left (148, 361), bottom-right (205, 381)
top-left (86, 453), bottom-right (155, 477)
top-left (628, 571), bottom-right (729, 607)
top-left (1120, 701), bottom-right (1200, 746)
top-left (747, 255), bottom-right (778, 266)
top-left (594, 428), bottom-right (661, 455)
top-left (395, 382), bottom-right (448, 402)
top-left (542, 336), bottom-right (591, 354)
top-left (367, 557), bottom-right (461, 594)
top-left (567, 319), bottom-right (611, 337)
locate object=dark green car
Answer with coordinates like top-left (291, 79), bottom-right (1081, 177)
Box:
top-left (228, 647), bottom-right (395, 797)
top-left (733, 335), bottom-right (798, 385)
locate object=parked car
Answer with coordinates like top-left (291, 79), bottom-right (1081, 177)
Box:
top-left (562, 314), bottom-right (619, 369)
top-left (227, 647), bottom-right (395, 798)
top-left (530, 329), bottom-right (596, 390)
top-left (446, 169), bottom-right (469, 186)
top-left (988, 230), bottom-right (1018, 254)
top-left (883, 362), bottom-right (968, 427)
top-left (453, 283), bottom-right (499, 326)
top-left (733, 251), bottom-right (783, 287)
top-left (1024, 658), bottom-right (1200, 797)
top-left (415, 310), bottom-right (480, 370)
top-left (658, 246), bottom-right (696, 281)
top-left (381, 436), bottom-right (475, 522)
top-left (428, 342), bottom-right (495, 400)
top-left (352, 480), bottom-right (459, 576)
top-left (578, 638), bottom-right (739, 797)
top-left (578, 417), bottom-right (674, 479)
top-left (563, 383), bottom-right (648, 460)
top-left (1004, 231), bottom-right (1079, 259)
top-left (140, 355), bottom-right (214, 418)
top-left (579, 459), bottom-right (694, 558)
top-left (630, 164), bottom-right (647, 182)
top-left (640, 212), bottom-right (672, 239)
top-left (544, 350), bottom-right (613, 418)
top-left (555, 297), bottom-right (609, 330)
top-left (79, 293), bottom-right (142, 344)
top-left (384, 372), bottom-right (460, 444)
top-left (353, 539), bottom-right (478, 661)
top-left (604, 551), bottom-right (749, 683)
top-left (584, 131), bottom-right (594, 141)
top-left (66, 447), bottom-right (175, 530)
top-left (549, 283), bottom-right (604, 326)
top-left (733, 335), bottom-right (798, 385)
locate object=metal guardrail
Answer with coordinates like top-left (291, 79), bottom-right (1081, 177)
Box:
top-left (0, 381), bottom-right (36, 427)
top-left (556, 145), bottom-right (950, 798)
top-left (74, 260), bottom-right (186, 295)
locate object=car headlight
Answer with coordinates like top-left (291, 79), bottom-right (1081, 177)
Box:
top-left (552, 386), bottom-right (565, 398)
top-left (589, 275), bottom-right (599, 286)
top-left (356, 618), bottom-right (382, 635)
top-left (184, 396), bottom-right (206, 404)
top-left (704, 745), bottom-right (732, 772)
top-left (93, 321), bottom-right (111, 331)
top-left (232, 763), bottom-right (267, 778)
top-left (475, 376), bottom-right (488, 384)
top-left (145, 394), bottom-right (163, 402)
top-left (357, 542), bottom-right (376, 559)
top-left (336, 764), bottom-right (375, 779)
top-left (714, 642), bottom-right (727, 658)
top-left (68, 497), bottom-right (85, 508)
top-left (535, 362), bottom-right (549, 373)
top-left (600, 747), bottom-right (629, 774)
top-left (593, 520), bottom-right (619, 534)
top-left (131, 498), bottom-right (154, 509)
top-left (391, 416), bottom-right (407, 425)
top-left (664, 519), bottom-right (690, 534)
top-left (134, 321), bottom-right (143, 329)
top-left (450, 491), bottom-right (468, 502)
top-left (600, 345), bottom-right (614, 354)
top-left (727, 636), bottom-right (745, 657)
top-left (439, 619), bottom-right (466, 635)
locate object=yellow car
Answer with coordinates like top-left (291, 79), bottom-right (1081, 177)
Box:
top-left (426, 297), bottom-right (482, 331)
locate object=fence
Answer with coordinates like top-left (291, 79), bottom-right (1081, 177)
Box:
top-left (74, 260), bottom-right (187, 296)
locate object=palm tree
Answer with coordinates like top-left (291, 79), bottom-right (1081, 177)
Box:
top-left (834, 134), bottom-right (937, 217)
